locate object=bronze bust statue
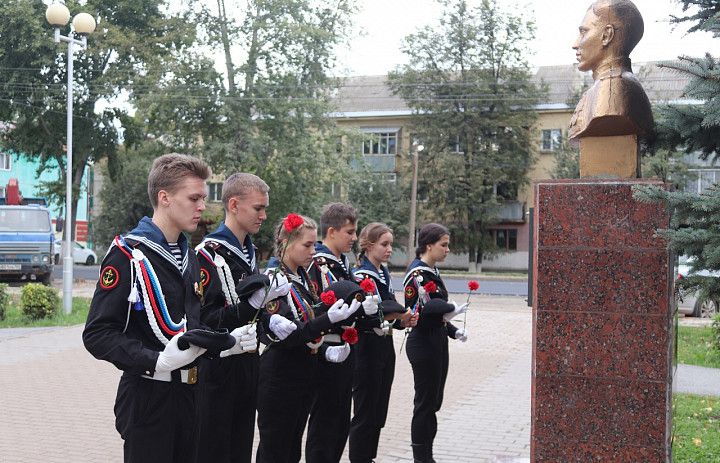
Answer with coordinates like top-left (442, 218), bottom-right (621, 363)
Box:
top-left (569, 0), bottom-right (653, 141)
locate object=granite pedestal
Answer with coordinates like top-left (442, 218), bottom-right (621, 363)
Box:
top-left (531, 179), bottom-right (674, 462)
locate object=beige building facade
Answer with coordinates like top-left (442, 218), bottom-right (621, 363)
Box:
top-left (331, 63), bottom-right (691, 271)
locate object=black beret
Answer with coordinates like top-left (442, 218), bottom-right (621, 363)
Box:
top-left (323, 280), bottom-right (365, 309)
top-left (178, 329), bottom-right (236, 358)
top-left (379, 299), bottom-right (406, 315)
top-left (235, 274), bottom-right (271, 298)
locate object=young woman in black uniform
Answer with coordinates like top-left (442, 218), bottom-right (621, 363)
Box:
top-left (403, 223), bottom-right (468, 463)
top-left (349, 223), bottom-right (417, 463)
top-left (255, 215), bottom-right (360, 463)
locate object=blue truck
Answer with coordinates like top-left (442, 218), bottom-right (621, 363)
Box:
top-left (0, 178), bottom-right (54, 284)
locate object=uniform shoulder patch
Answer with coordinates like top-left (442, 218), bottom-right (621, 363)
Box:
top-left (200, 268), bottom-right (211, 288)
top-left (405, 285), bottom-right (416, 299)
top-left (266, 300), bottom-right (280, 315)
top-left (100, 265), bottom-right (120, 290)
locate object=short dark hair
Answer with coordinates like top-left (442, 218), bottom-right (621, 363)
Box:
top-left (320, 202), bottom-right (357, 237)
top-left (147, 153), bottom-right (211, 208)
top-left (415, 223), bottom-right (450, 258)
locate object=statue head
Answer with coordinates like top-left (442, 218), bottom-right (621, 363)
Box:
top-left (572, 0), bottom-right (644, 73)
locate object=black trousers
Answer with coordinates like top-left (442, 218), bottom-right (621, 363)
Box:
top-left (256, 346), bottom-right (317, 463)
top-left (305, 348), bottom-right (354, 463)
top-left (195, 353), bottom-right (259, 463)
top-left (406, 327), bottom-right (449, 451)
top-left (348, 333), bottom-right (396, 463)
top-left (114, 373), bottom-right (197, 463)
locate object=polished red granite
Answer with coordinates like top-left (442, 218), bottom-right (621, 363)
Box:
top-left (531, 179), bottom-right (674, 462)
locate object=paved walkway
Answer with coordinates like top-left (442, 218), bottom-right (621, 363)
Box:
top-left (674, 364), bottom-right (720, 397)
top-left (0, 295), bottom-right (533, 463)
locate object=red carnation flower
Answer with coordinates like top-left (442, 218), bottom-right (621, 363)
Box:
top-left (359, 278), bottom-right (376, 294)
top-left (468, 280), bottom-right (479, 291)
top-left (423, 281), bottom-right (437, 293)
top-left (283, 213), bottom-right (304, 233)
top-left (342, 327), bottom-right (359, 345)
top-left (320, 290), bottom-right (337, 306)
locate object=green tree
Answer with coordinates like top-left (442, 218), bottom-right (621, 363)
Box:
top-left (388, 0), bottom-right (541, 268)
top-left (92, 143), bottom-right (161, 248)
top-left (635, 0), bottom-right (720, 302)
top-left (0, 0), bottom-right (195, 241)
top-left (178, 0), bottom-right (359, 254)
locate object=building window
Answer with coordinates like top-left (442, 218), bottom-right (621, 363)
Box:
top-left (540, 129), bottom-right (562, 151)
top-left (492, 228), bottom-right (518, 251)
top-left (362, 132), bottom-right (397, 156)
top-left (686, 169), bottom-right (720, 194)
top-left (448, 134), bottom-right (464, 154)
top-left (0, 152), bottom-right (11, 171)
top-left (208, 183), bottom-right (222, 202)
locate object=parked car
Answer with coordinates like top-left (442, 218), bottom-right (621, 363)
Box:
top-left (54, 241), bottom-right (97, 266)
top-left (676, 255), bottom-right (719, 318)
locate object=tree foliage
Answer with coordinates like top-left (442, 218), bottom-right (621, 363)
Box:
top-left (388, 0), bottom-right (541, 264)
top-left (135, 0), bottom-right (360, 253)
top-left (635, 0), bottom-right (720, 302)
top-left (0, 0), bottom-right (195, 240)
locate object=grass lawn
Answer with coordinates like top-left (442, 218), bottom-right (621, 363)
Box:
top-left (677, 325), bottom-right (720, 369)
top-left (0, 295), bottom-right (90, 328)
top-left (674, 394), bottom-right (720, 462)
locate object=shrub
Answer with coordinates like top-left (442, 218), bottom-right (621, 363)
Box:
top-left (21, 283), bottom-right (60, 320)
top-left (0, 283), bottom-right (8, 321)
top-left (712, 313), bottom-right (720, 351)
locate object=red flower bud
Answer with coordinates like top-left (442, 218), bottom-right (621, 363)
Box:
top-left (423, 281), bottom-right (437, 293)
top-left (283, 213), bottom-right (304, 233)
top-left (320, 290), bottom-right (337, 306)
top-left (342, 327), bottom-right (359, 345)
top-left (359, 278), bottom-right (376, 294)
top-left (468, 280), bottom-right (479, 291)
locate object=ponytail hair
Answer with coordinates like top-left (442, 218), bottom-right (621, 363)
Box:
top-left (415, 223), bottom-right (450, 258)
top-left (356, 222), bottom-right (393, 265)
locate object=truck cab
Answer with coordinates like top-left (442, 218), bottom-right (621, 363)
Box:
top-left (0, 179), bottom-right (54, 284)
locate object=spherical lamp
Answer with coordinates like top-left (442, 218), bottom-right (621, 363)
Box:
top-left (72, 12), bottom-right (96, 36)
top-left (46, 3), bottom-right (71, 27)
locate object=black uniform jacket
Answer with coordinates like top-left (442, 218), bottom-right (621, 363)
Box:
top-left (259, 260), bottom-right (334, 353)
top-left (353, 257), bottom-right (401, 332)
top-left (307, 243), bottom-right (366, 336)
top-left (403, 258), bottom-right (458, 337)
top-left (196, 223), bottom-right (259, 330)
top-left (83, 217), bottom-right (204, 376)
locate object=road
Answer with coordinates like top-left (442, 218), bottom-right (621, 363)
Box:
top-left (51, 263), bottom-right (100, 281)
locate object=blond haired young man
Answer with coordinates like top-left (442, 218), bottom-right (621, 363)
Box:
top-left (194, 173), bottom-right (289, 463)
top-left (83, 154), bottom-right (211, 463)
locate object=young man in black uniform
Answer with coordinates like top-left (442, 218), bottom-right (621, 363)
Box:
top-left (83, 154), bottom-right (212, 463)
top-left (194, 173), bottom-right (289, 463)
top-left (306, 203), bottom-right (378, 462)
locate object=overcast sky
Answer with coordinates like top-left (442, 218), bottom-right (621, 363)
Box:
top-left (335, 0), bottom-right (716, 76)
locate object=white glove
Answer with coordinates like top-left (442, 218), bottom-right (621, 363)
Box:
top-left (155, 333), bottom-right (206, 373)
top-left (220, 324), bottom-right (257, 357)
top-left (362, 294), bottom-right (380, 316)
top-left (327, 298), bottom-right (360, 324)
top-left (455, 328), bottom-right (468, 342)
top-left (249, 273), bottom-right (291, 309)
top-left (443, 301), bottom-right (469, 322)
top-left (325, 343), bottom-right (351, 363)
top-left (269, 314), bottom-right (297, 340)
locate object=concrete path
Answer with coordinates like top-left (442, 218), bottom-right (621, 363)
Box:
top-left (0, 295), bottom-right (533, 463)
top-left (674, 364), bottom-right (720, 397)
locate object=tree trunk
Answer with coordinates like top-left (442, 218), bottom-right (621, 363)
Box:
top-left (217, 0), bottom-right (236, 95)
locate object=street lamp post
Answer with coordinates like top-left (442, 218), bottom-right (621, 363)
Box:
top-left (407, 143), bottom-right (424, 262)
top-left (45, 3), bottom-right (96, 314)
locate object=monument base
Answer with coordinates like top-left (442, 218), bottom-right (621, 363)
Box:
top-left (531, 179), bottom-right (674, 462)
top-left (579, 135), bottom-right (639, 178)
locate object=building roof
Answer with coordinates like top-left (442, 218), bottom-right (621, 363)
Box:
top-left (331, 62), bottom-right (695, 117)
